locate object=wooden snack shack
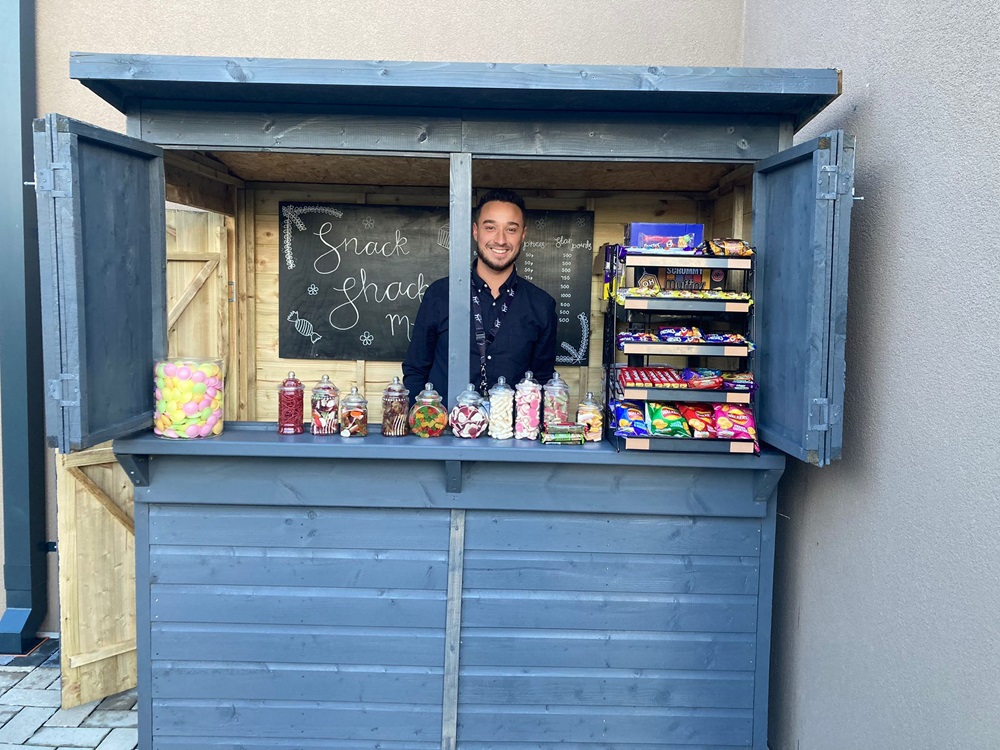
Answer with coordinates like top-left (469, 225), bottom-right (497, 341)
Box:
top-left (35, 54), bottom-right (854, 749)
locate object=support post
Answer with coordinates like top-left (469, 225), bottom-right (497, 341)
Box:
top-left (447, 154), bottom-right (473, 408)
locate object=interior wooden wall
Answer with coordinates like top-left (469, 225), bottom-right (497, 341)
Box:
top-left (250, 186), bottom-right (713, 421)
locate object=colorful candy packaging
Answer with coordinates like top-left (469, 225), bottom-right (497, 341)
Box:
top-left (658, 326), bottom-right (703, 343)
top-left (713, 404), bottom-right (758, 444)
top-left (721, 372), bottom-right (757, 391)
top-left (678, 403), bottom-right (717, 439)
top-left (646, 402), bottom-right (691, 438)
top-left (682, 368), bottom-right (725, 390)
top-left (612, 401), bottom-right (650, 437)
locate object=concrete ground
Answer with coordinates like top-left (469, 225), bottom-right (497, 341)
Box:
top-left (0, 641), bottom-right (136, 749)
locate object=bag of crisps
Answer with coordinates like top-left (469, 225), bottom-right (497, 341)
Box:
top-left (678, 403), bottom-right (717, 439)
top-left (613, 401), bottom-right (650, 437)
top-left (713, 404), bottom-right (757, 441)
top-left (646, 402), bottom-right (691, 438)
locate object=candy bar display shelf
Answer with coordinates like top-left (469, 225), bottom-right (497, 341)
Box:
top-left (603, 246), bottom-right (757, 454)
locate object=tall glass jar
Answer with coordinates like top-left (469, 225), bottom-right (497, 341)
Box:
top-left (310, 374), bottom-right (340, 435)
top-left (381, 377), bottom-right (410, 437)
top-left (543, 371), bottom-right (571, 426)
top-left (340, 386), bottom-right (368, 437)
top-left (153, 357), bottom-right (225, 439)
top-left (487, 376), bottom-right (514, 440)
top-left (450, 383), bottom-right (490, 439)
top-left (408, 383), bottom-right (448, 438)
top-left (277, 371), bottom-right (304, 435)
top-left (576, 391), bottom-right (604, 442)
top-left (514, 371), bottom-right (542, 440)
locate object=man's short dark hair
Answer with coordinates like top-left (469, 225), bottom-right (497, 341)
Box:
top-left (474, 189), bottom-right (526, 223)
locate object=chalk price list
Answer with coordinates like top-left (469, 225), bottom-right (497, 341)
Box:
top-left (519, 245), bottom-right (575, 325)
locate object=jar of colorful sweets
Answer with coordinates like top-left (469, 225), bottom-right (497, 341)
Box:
top-left (277, 371), bottom-right (304, 435)
top-left (310, 374), bottom-right (340, 435)
top-left (381, 377), bottom-right (409, 437)
top-left (450, 383), bottom-right (490, 439)
top-left (340, 386), bottom-right (368, 437)
top-left (408, 383), bottom-right (448, 438)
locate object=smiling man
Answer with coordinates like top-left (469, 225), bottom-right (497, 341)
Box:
top-left (402, 189), bottom-right (557, 404)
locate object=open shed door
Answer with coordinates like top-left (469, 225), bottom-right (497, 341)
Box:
top-left (753, 130), bottom-right (855, 466)
top-left (34, 114), bottom-right (166, 454)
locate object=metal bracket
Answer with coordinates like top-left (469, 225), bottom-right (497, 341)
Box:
top-left (48, 374), bottom-right (80, 407)
top-left (445, 461), bottom-right (462, 493)
top-left (228, 281), bottom-right (236, 303)
top-left (116, 453), bottom-right (150, 487)
top-left (818, 165), bottom-right (840, 200)
top-left (35, 163), bottom-right (71, 198)
top-left (809, 398), bottom-right (830, 432)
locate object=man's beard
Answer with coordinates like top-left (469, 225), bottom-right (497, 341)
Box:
top-left (476, 242), bottom-right (522, 273)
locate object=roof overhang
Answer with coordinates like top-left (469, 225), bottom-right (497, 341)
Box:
top-left (71, 53), bottom-right (841, 132)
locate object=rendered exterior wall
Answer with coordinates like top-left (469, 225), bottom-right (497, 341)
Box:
top-left (742, 2), bottom-right (1000, 749)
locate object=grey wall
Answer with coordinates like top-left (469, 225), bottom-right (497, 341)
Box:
top-left (742, 2), bottom-right (1000, 748)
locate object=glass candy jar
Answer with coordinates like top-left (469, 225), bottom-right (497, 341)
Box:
top-left (310, 374), bottom-right (340, 435)
top-left (340, 386), bottom-right (368, 437)
top-left (543, 371), bottom-right (571, 426)
top-left (408, 383), bottom-right (448, 438)
top-left (450, 383), bottom-right (490, 439)
top-left (576, 391), bottom-right (604, 442)
top-left (487, 376), bottom-right (514, 440)
top-left (381, 377), bottom-right (410, 437)
top-left (277, 371), bottom-right (304, 435)
top-left (153, 357), bottom-right (225, 439)
top-left (514, 371), bottom-right (542, 440)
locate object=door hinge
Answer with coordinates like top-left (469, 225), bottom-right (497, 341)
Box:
top-left (809, 398), bottom-right (829, 432)
top-left (48, 374), bottom-right (80, 407)
top-left (35, 163), bottom-right (72, 198)
top-left (818, 165), bottom-right (850, 200)
top-left (228, 280), bottom-right (237, 303)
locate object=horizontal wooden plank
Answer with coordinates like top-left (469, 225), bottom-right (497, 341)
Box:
top-left (149, 506), bottom-right (450, 550)
top-left (155, 740), bottom-right (440, 750)
top-left (151, 584), bottom-right (446, 628)
top-left (460, 591), bottom-right (757, 633)
top-left (456, 704), bottom-right (752, 745)
top-left (153, 699), bottom-right (442, 741)
top-left (458, 667), bottom-right (753, 709)
top-left (458, 745), bottom-right (745, 750)
top-left (464, 512), bottom-right (761, 556)
top-left (152, 623), bottom-right (445, 667)
top-left (150, 545), bottom-right (448, 589)
top-left (153, 662), bottom-right (444, 705)
top-left (463, 551), bottom-right (758, 595)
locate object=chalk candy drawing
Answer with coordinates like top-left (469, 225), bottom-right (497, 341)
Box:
top-left (287, 311), bottom-right (322, 344)
top-left (555, 311), bottom-right (590, 364)
top-left (281, 204), bottom-right (345, 270)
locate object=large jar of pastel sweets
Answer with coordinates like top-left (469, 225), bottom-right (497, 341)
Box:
top-left (543, 371), bottom-right (571, 426)
top-left (408, 383), bottom-right (448, 438)
top-left (153, 357), bottom-right (225, 439)
top-left (487, 376), bottom-right (514, 440)
top-left (277, 372), bottom-right (304, 434)
top-left (310, 374), bottom-right (340, 435)
top-left (514, 371), bottom-right (542, 440)
top-left (340, 386), bottom-right (368, 437)
top-left (381, 377), bottom-right (409, 437)
top-left (450, 383), bottom-right (489, 439)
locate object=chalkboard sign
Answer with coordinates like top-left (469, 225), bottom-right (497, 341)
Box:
top-left (279, 202), bottom-right (594, 364)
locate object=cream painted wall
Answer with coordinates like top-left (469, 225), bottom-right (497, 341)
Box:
top-left (742, 2), bottom-right (1000, 748)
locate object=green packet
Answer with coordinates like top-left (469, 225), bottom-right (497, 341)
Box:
top-left (646, 402), bottom-right (692, 438)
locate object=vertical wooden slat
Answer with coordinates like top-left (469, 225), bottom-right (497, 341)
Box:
top-left (441, 509), bottom-right (466, 750)
top-left (238, 189), bottom-right (257, 420)
top-left (732, 185), bottom-right (746, 239)
top-left (448, 154), bottom-right (473, 408)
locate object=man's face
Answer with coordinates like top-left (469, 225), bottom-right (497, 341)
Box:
top-left (472, 200), bottom-right (526, 273)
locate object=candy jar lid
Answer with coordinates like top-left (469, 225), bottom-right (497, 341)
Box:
top-left (489, 375), bottom-right (514, 396)
top-left (383, 376), bottom-right (409, 398)
top-left (516, 371), bottom-right (539, 389)
top-left (456, 383), bottom-right (483, 407)
top-left (415, 382), bottom-right (443, 405)
top-left (280, 371), bottom-right (303, 391)
top-left (580, 390), bottom-right (601, 407)
top-left (342, 385), bottom-right (367, 409)
top-left (312, 374), bottom-right (339, 397)
top-left (544, 371), bottom-right (568, 392)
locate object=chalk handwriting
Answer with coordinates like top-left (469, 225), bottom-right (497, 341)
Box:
top-left (314, 225), bottom-right (410, 275)
top-left (327, 268), bottom-right (429, 332)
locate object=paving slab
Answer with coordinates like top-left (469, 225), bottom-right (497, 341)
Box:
top-left (25, 726), bottom-right (110, 747)
top-left (81, 711), bottom-right (135, 730)
top-left (94, 728), bottom-right (137, 750)
top-left (95, 692), bottom-right (135, 713)
top-left (0, 690), bottom-right (61, 709)
top-left (44, 700), bottom-right (99, 728)
top-left (0, 744), bottom-right (55, 750)
top-left (0, 707), bottom-right (57, 744)
top-left (16, 671), bottom-right (59, 693)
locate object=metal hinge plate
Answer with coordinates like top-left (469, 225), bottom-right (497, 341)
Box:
top-left (818, 165), bottom-right (849, 200)
top-left (809, 398), bottom-right (830, 432)
top-left (35, 163), bottom-right (71, 198)
top-left (48, 374), bottom-right (80, 407)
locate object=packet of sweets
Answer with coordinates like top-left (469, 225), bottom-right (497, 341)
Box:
top-left (713, 404), bottom-right (757, 442)
top-left (678, 403), bottom-right (717, 439)
top-left (646, 402), bottom-right (691, 438)
top-left (612, 401), bottom-right (650, 437)
top-left (682, 368), bottom-right (724, 390)
top-left (721, 372), bottom-right (758, 392)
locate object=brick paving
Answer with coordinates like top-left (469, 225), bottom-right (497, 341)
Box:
top-left (0, 642), bottom-right (136, 749)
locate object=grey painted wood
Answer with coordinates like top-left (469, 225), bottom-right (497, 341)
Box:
top-left (33, 114), bottom-right (166, 453)
top-left (441, 510), bottom-right (466, 750)
top-left (155, 741), bottom-right (439, 750)
top-left (70, 53), bottom-right (841, 130)
top-left (459, 630), bottom-right (756, 671)
top-left (135, 502), bottom-right (152, 750)
top-left (753, 133), bottom-right (838, 465)
top-left (752, 487), bottom-right (778, 749)
top-left (448, 155), bottom-right (472, 408)
top-left (152, 623), bottom-right (446, 666)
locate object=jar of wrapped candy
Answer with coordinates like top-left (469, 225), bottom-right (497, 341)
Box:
top-left (543, 371), bottom-right (570, 426)
top-left (340, 386), bottom-right (368, 437)
top-left (381, 376), bottom-right (409, 437)
top-left (310, 374), bottom-right (340, 435)
top-left (408, 383), bottom-right (448, 438)
top-left (487, 376), bottom-right (514, 440)
top-left (153, 357), bottom-right (225, 439)
top-left (576, 391), bottom-right (604, 442)
top-left (277, 371), bottom-right (304, 435)
top-left (514, 371), bottom-right (542, 440)
top-left (450, 383), bottom-right (489, 439)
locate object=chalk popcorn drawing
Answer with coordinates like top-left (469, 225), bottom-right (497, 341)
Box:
top-left (360, 331), bottom-right (374, 346)
top-left (287, 311), bottom-right (322, 344)
top-left (281, 204), bottom-right (345, 270)
top-left (437, 224), bottom-right (450, 249)
top-left (555, 311), bottom-right (590, 365)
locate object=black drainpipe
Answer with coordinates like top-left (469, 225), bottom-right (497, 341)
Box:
top-left (0, 0), bottom-right (48, 654)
